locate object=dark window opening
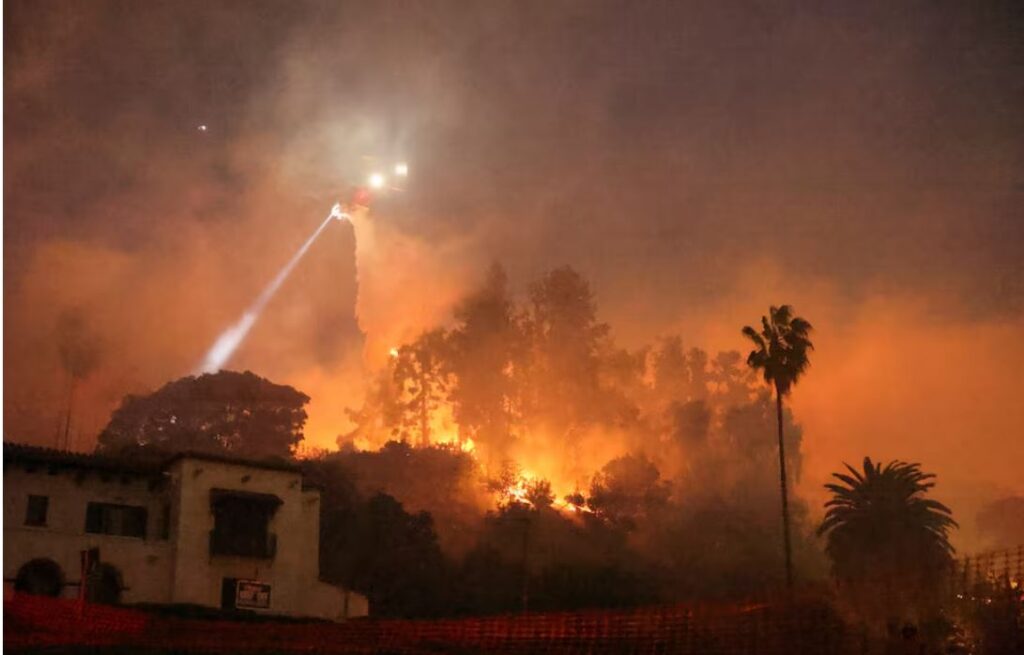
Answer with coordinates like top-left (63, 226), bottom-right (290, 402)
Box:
top-left (85, 502), bottom-right (148, 538)
top-left (86, 563), bottom-right (123, 605)
top-left (221, 577), bottom-right (238, 609)
top-left (25, 495), bottom-right (49, 527)
top-left (209, 491), bottom-right (279, 559)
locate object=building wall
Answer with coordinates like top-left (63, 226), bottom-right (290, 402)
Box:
top-left (3, 467), bottom-right (174, 604)
top-left (295, 487), bottom-right (366, 620)
top-left (3, 454), bottom-right (367, 620)
top-left (166, 458), bottom-right (337, 616)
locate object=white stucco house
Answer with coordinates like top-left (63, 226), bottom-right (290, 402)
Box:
top-left (3, 442), bottom-right (367, 620)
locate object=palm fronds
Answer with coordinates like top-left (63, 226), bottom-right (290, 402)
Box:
top-left (819, 457), bottom-right (958, 582)
top-left (742, 305), bottom-right (813, 395)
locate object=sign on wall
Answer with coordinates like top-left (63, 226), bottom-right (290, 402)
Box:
top-left (235, 580), bottom-right (271, 609)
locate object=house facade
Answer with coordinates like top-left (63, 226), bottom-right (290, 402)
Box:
top-left (3, 443), bottom-right (367, 620)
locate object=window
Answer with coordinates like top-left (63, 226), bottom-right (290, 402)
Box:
top-left (209, 489), bottom-right (279, 558)
top-left (85, 502), bottom-right (148, 538)
top-left (25, 495), bottom-right (49, 527)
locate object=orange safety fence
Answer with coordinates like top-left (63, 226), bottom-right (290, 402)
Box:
top-left (5, 593), bottom-right (862, 654)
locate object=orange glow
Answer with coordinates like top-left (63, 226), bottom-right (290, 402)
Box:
top-left (553, 497), bottom-right (594, 514)
top-left (7, 236), bottom-right (1022, 550)
top-left (504, 470), bottom-right (535, 506)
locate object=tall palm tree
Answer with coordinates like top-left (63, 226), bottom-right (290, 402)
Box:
top-left (818, 458), bottom-right (956, 619)
top-left (743, 305), bottom-right (813, 589)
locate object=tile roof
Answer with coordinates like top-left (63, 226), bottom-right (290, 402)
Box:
top-left (3, 442), bottom-right (302, 476)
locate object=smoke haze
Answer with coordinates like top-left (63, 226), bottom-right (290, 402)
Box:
top-left (5, 1), bottom-right (1023, 549)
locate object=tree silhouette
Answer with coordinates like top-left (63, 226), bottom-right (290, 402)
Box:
top-left (98, 370), bottom-right (308, 459)
top-left (742, 304), bottom-right (813, 588)
top-left (308, 442), bottom-right (481, 556)
top-left (670, 399), bottom-right (711, 447)
top-left (652, 336), bottom-right (688, 404)
top-left (526, 267), bottom-right (609, 415)
top-left (393, 330), bottom-right (451, 447)
top-left (818, 457), bottom-right (957, 623)
top-left (587, 454), bottom-right (670, 531)
top-left (320, 492), bottom-right (447, 618)
top-left (524, 266), bottom-right (611, 475)
top-left (448, 264), bottom-right (523, 464)
top-left (684, 348), bottom-right (710, 402)
top-left (710, 350), bottom-right (756, 406)
top-left (55, 308), bottom-right (103, 449)
top-left (340, 365), bottom-right (403, 450)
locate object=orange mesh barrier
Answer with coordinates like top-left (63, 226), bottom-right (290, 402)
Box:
top-left (6, 593), bottom-right (861, 654)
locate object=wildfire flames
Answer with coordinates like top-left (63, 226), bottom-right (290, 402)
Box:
top-left (491, 467), bottom-right (592, 515)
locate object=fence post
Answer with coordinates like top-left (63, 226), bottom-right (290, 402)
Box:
top-left (683, 609), bottom-right (691, 654)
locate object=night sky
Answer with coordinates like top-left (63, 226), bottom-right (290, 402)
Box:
top-left (4, 1), bottom-right (1023, 545)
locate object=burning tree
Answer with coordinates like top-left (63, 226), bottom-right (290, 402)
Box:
top-left (329, 266), bottom-right (825, 609)
top-left (392, 329), bottom-right (451, 447)
top-left (447, 264), bottom-right (524, 465)
top-left (521, 266), bottom-right (613, 477)
top-left (341, 366), bottom-right (404, 449)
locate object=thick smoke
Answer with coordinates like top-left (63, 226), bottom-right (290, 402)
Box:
top-left (347, 207), bottom-right (478, 369)
top-left (4, 1), bottom-right (1022, 554)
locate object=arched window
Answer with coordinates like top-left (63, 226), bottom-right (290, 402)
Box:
top-left (14, 558), bottom-right (64, 597)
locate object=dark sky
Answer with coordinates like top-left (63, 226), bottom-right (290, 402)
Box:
top-left (6, 1), bottom-right (1022, 307)
top-left (4, 1), bottom-right (1023, 542)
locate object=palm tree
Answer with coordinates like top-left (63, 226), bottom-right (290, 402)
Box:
top-left (818, 458), bottom-right (956, 620)
top-left (742, 305), bottom-right (813, 589)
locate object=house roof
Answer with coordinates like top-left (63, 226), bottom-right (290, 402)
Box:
top-left (162, 450), bottom-right (301, 473)
top-left (2, 442), bottom-right (164, 476)
top-left (3, 442), bottom-right (302, 476)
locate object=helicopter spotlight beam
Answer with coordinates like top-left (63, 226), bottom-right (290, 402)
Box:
top-left (194, 159), bottom-right (409, 374)
top-left (195, 205), bottom-right (337, 374)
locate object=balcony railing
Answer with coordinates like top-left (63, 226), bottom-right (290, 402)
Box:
top-left (209, 530), bottom-right (277, 559)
